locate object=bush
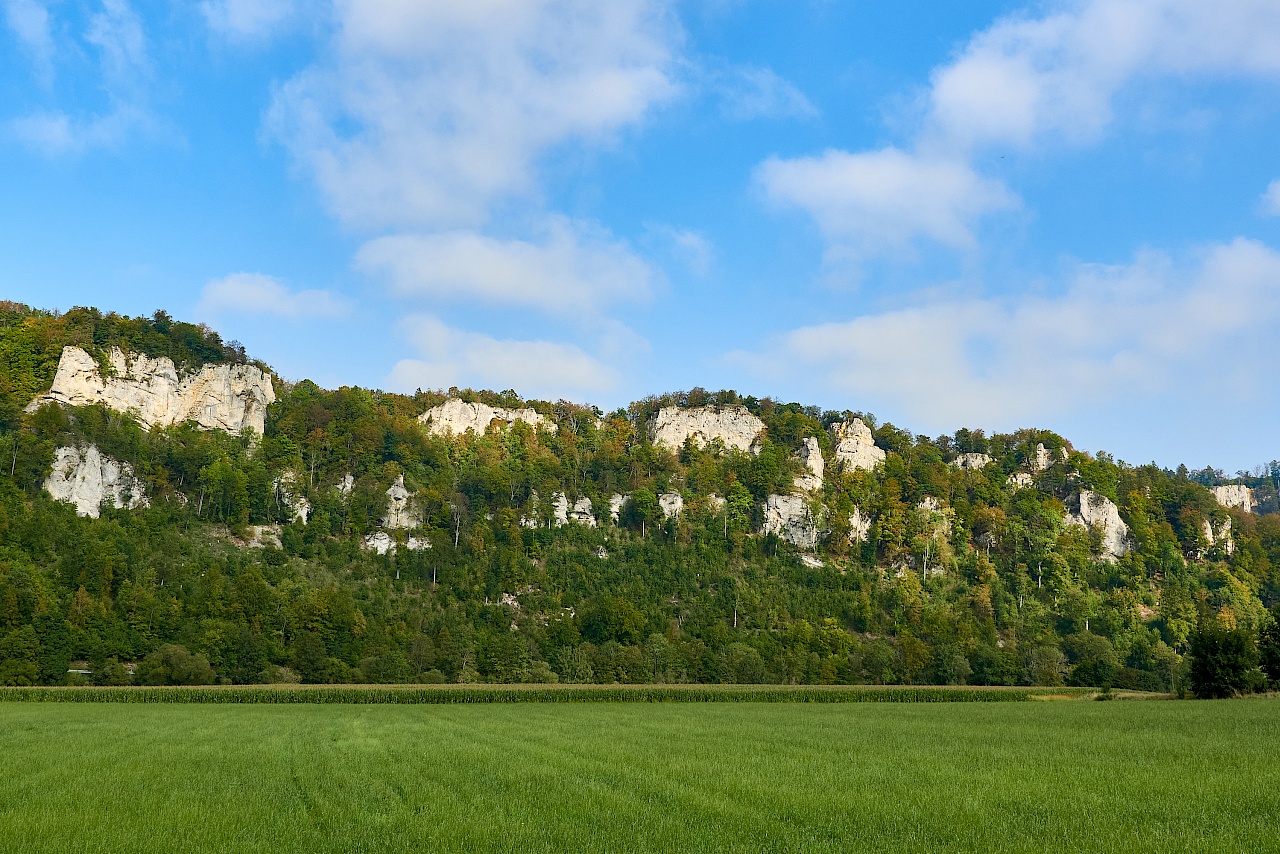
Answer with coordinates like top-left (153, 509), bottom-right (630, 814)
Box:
top-left (137, 645), bottom-right (215, 686)
top-left (1259, 611), bottom-right (1280, 688)
top-left (1188, 622), bottom-right (1258, 699)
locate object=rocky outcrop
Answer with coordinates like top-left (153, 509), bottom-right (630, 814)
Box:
top-left (608, 494), bottom-right (626, 523)
top-left (1065, 491), bottom-right (1130, 562)
top-left (44, 445), bottom-right (149, 518)
top-left (1202, 517), bottom-right (1234, 557)
top-left (418, 399), bottom-right (551, 437)
top-left (1211, 485), bottom-right (1256, 514)
top-left (762, 494), bottom-right (821, 549)
top-left (383, 476), bottom-right (420, 529)
top-left (29, 346), bottom-right (274, 435)
top-left (1007, 472), bottom-right (1034, 488)
top-left (828, 419), bottom-right (885, 471)
top-left (848, 507), bottom-right (871, 543)
top-left (659, 493), bottom-right (684, 519)
top-left (952, 453), bottom-right (993, 470)
top-left (362, 531), bottom-right (395, 555)
top-left (706, 494), bottom-right (727, 514)
top-left (273, 472), bottom-right (310, 524)
top-left (336, 474), bottom-right (354, 497)
top-left (244, 525), bottom-right (282, 549)
top-left (1028, 443), bottom-right (1067, 472)
top-left (793, 437), bottom-right (824, 492)
top-left (552, 493), bottom-right (596, 527)
top-left (650, 406), bottom-right (765, 454)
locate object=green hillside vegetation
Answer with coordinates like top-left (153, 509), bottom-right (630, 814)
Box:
top-left (1, 302), bottom-right (1278, 691)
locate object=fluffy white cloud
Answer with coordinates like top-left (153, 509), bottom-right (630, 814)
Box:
top-left (198, 273), bottom-right (351, 319)
top-left (712, 65), bottom-right (816, 121)
top-left (387, 315), bottom-right (618, 399)
top-left (756, 147), bottom-right (1016, 258)
top-left (267, 0), bottom-right (678, 230)
top-left (762, 0), bottom-right (1280, 261)
top-left (735, 238), bottom-right (1280, 429)
top-left (200, 0), bottom-right (304, 42)
top-left (356, 218), bottom-right (655, 317)
top-left (1261, 180), bottom-right (1280, 216)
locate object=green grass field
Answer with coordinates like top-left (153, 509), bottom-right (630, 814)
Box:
top-left (1, 699), bottom-right (1276, 853)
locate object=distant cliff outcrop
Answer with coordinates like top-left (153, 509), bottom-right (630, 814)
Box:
top-left (650, 406), bottom-right (765, 454)
top-left (418, 399), bottom-right (551, 437)
top-left (28, 346), bottom-right (274, 435)
top-left (44, 445), bottom-right (148, 518)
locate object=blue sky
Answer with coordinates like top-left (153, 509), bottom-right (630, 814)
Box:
top-left (3, 0), bottom-right (1280, 472)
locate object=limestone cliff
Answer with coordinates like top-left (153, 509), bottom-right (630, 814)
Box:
top-left (273, 471), bottom-right (310, 524)
top-left (1202, 517), bottom-right (1235, 557)
top-left (828, 419), bottom-right (885, 471)
top-left (650, 406), bottom-right (765, 454)
top-left (793, 437), bottom-right (825, 493)
top-left (418, 398), bottom-right (551, 437)
top-left (44, 445), bottom-right (148, 519)
top-left (1211, 485), bottom-right (1256, 514)
top-left (383, 476), bottom-right (421, 529)
top-left (848, 507), bottom-right (871, 543)
top-left (552, 493), bottom-right (597, 527)
top-left (659, 493), bottom-right (684, 519)
top-left (952, 453), bottom-right (993, 470)
top-left (1065, 490), bottom-right (1130, 562)
top-left (29, 346), bottom-right (274, 435)
top-left (762, 494), bottom-right (821, 549)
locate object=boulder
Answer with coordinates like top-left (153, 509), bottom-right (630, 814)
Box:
top-left (1065, 490), bottom-right (1130, 562)
top-left (649, 406), bottom-right (765, 454)
top-left (828, 419), bottom-right (885, 471)
top-left (793, 437), bottom-right (825, 492)
top-left (43, 445), bottom-right (148, 519)
top-left (418, 398), bottom-right (550, 437)
top-left (762, 494), bottom-right (821, 549)
top-left (29, 346), bottom-right (274, 435)
top-left (383, 475), bottom-right (420, 529)
top-left (362, 531), bottom-right (395, 555)
top-left (552, 493), bottom-right (596, 527)
top-left (659, 492), bottom-right (684, 519)
top-left (1211, 485), bottom-right (1256, 514)
top-left (952, 453), bottom-right (993, 470)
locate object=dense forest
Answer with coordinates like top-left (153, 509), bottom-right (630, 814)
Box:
top-left (2, 302), bottom-right (1278, 691)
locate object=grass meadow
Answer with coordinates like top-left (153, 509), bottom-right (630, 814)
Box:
top-left (1, 697), bottom-right (1276, 853)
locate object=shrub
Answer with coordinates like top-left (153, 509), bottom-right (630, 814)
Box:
top-left (1188, 622), bottom-right (1258, 699)
top-left (137, 645), bottom-right (215, 686)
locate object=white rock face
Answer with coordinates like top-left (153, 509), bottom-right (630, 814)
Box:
top-left (828, 419), bottom-right (885, 471)
top-left (552, 493), bottom-right (596, 527)
top-left (336, 474), bottom-right (354, 496)
top-left (30, 346), bottom-right (274, 435)
top-left (1211, 485), bottom-right (1256, 514)
top-left (849, 506), bottom-right (871, 543)
top-left (1202, 517), bottom-right (1234, 557)
top-left (1065, 490), bottom-right (1130, 562)
top-left (1030, 443), bottom-right (1053, 471)
top-left (383, 476), bottom-right (420, 529)
top-left (762, 494), bottom-right (820, 549)
top-left (406, 536), bottom-right (432, 552)
top-left (952, 453), bottom-right (993, 470)
top-left (793, 437), bottom-right (825, 492)
top-left (362, 531), bottom-right (395, 555)
top-left (800, 555), bottom-right (825, 569)
top-left (273, 471), bottom-right (310, 524)
top-left (418, 398), bottom-right (550, 437)
top-left (659, 492), bottom-right (684, 519)
top-left (705, 494), bottom-right (727, 514)
top-left (650, 406), bottom-right (765, 454)
top-left (608, 494), bottom-right (626, 523)
top-left (44, 445), bottom-right (149, 518)
top-left (245, 525), bottom-right (282, 549)
top-left (1007, 472), bottom-right (1035, 489)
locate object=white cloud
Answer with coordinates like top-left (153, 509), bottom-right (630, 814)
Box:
top-left (4, 0), bottom-right (54, 80)
top-left (198, 273), bottom-right (351, 319)
top-left (1261, 180), bottom-right (1280, 216)
top-left (734, 238), bottom-right (1280, 429)
top-left (267, 0), bottom-right (678, 230)
top-left (387, 315), bottom-right (618, 399)
top-left (756, 147), bottom-right (1017, 258)
top-left (356, 218), bottom-right (655, 317)
top-left (761, 0), bottom-right (1280, 261)
top-left (713, 65), bottom-right (816, 121)
top-left (201, 0), bottom-right (304, 42)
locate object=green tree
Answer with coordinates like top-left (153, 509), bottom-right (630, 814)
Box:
top-left (1188, 622), bottom-right (1258, 699)
top-left (137, 644), bottom-right (215, 686)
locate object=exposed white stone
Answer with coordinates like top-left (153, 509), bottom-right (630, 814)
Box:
top-left (762, 493), bottom-right (821, 549)
top-left (520, 491), bottom-right (542, 529)
top-left (608, 493), bottom-right (626, 523)
top-left (1065, 490), bottom-right (1130, 562)
top-left (793, 436), bottom-right (825, 492)
top-left (1202, 517), bottom-right (1234, 557)
top-left (362, 531), bottom-right (395, 555)
top-left (1007, 472), bottom-right (1035, 488)
top-left (29, 346), bottom-right (274, 435)
top-left (828, 419), bottom-right (885, 471)
top-left (705, 494), bottom-right (727, 514)
top-left (44, 445), bottom-right (148, 519)
top-left (273, 471), bottom-right (310, 524)
top-left (800, 555), bottom-right (825, 569)
top-left (383, 475), bottom-right (420, 530)
top-left (552, 493), bottom-right (596, 527)
top-left (406, 536), bottom-right (432, 552)
top-left (594, 546), bottom-right (609, 560)
top-left (849, 506), bottom-right (871, 543)
top-left (336, 474), bottom-right (354, 496)
top-left (418, 398), bottom-right (550, 437)
top-left (650, 406), bottom-right (765, 454)
top-left (1211, 485), bottom-right (1256, 514)
top-left (1030, 443), bottom-right (1053, 471)
top-left (952, 453), bottom-right (994, 470)
top-left (245, 525), bottom-right (282, 549)
top-left (659, 492), bottom-right (684, 519)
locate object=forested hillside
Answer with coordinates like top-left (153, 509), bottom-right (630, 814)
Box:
top-left (2, 302), bottom-right (1278, 689)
